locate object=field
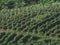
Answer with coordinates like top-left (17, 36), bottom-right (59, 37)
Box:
top-left (0, 0), bottom-right (60, 45)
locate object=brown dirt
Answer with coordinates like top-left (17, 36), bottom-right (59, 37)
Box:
top-left (0, 29), bottom-right (6, 32)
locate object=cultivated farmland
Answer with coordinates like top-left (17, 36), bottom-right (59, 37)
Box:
top-left (0, 0), bottom-right (60, 45)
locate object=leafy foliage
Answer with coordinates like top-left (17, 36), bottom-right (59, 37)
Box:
top-left (0, 0), bottom-right (59, 9)
top-left (0, 0), bottom-right (60, 45)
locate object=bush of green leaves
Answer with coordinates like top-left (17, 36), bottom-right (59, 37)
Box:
top-left (0, 0), bottom-right (59, 9)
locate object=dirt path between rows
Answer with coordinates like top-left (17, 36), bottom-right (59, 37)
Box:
top-left (0, 29), bottom-right (6, 32)
top-left (0, 29), bottom-right (20, 35)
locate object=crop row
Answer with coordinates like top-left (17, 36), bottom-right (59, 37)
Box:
top-left (0, 4), bottom-right (60, 30)
top-left (0, 32), bottom-right (60, 45)
top-left (0, 32), bottom-right (41, 45)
